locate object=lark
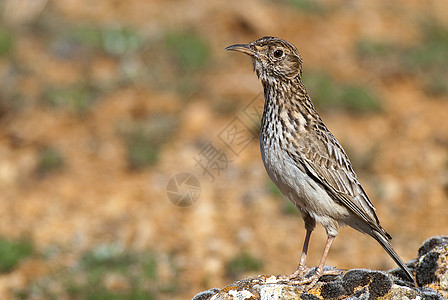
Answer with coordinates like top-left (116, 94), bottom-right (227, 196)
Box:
top-left (226, 36), bottom-right (416, 288)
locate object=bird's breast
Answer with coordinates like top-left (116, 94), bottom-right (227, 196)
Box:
top-left (259, 121), bottom-right (351, 230)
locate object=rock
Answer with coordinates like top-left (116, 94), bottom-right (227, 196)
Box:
top-left (192, 236), bottom-right (448, 300)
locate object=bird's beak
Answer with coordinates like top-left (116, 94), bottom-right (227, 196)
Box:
top-left (225, 43), bottom-right (256, 57)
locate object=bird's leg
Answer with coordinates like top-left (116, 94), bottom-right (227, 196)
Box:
top-left (288, 235), bottom-right (339, 289)
top-left (287, 228), bottom-right (312, 279)
top-left (305, 235), bottom-right (336, 289)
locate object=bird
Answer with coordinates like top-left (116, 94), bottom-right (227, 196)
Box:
top-left (225, 36), bottom-right (416, 288)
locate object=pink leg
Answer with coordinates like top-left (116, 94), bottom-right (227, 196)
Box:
top-left (305, 235), bottom-right (336, 289)
top-left (288, 228), bottom-right (312, 279)
top-left (288, 235), bottom-right (339, 289)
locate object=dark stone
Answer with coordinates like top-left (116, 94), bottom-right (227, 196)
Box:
top-left (369, 272), bottom-right (392, 299)
top-left (191, 288), bottom-right (220, 300)
top-left (305, 265), bottom-right (338, 281)
top-left (320, 280), bottom-right (347, 299)
top-left (418, 236), bottom-right (448, 257)
top-left (353, 287), bottom-right (369, 299)
top-left (416, 252), bottom-right (439, 285)
top-left (300, 293), bottom-right (321, 300)
top-left (319, 274), bottom-right (340, 283)
top-left (342, 269), bottom-right (371, 294)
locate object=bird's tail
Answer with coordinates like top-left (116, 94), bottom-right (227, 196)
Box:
top-left (371, 229), bottom-right (416, 286)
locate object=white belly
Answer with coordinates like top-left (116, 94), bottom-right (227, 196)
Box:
top-left (260, 141), bottom-right (350, 236)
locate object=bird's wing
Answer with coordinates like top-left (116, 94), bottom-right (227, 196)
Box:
top-left (291, 122), bottom-right (387, 236)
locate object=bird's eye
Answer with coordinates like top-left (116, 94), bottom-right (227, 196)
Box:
top-left (273, 49), bottom-right (283, 58)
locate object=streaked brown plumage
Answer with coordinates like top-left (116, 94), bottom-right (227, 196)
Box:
top-left (226, 36), bottom-right (416, 288)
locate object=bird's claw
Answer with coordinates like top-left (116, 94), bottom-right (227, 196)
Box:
top-left (279, 266), bottom-right (341, 290)
top-left (287, 266), bottom-right (312, 280)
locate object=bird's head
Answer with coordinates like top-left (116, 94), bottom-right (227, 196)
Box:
top-left (225, 36), bottom-right (303, 84)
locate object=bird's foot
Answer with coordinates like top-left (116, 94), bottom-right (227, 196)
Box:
top-left (282, 265), bottom-right (311, 280)
top-left (285, 266), bottom-right (341, 290)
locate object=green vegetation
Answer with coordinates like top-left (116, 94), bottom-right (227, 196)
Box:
top-left (0, 238), bottom-right (33, 273)
top-left (125, 129), bottom-right (160, 169)
top-left (356, 19), bottom-right (448, 96)
top-left (404, 21), bottom-right (448, 96)
top-left (101, 27), bottom-right (143, 56)
top-left (226, 252), bottom-right (263, 279)
top-left (70, 246), bottom-right (161, 299)
top-left (83, 287), bottom-right (151, 300)
top-left (338, 85), bottom-right (382, 112)
top-left (283, 0), bottom-right (327, 13)
top-left (64, 25), bottom-right (143, 56)
top-left (356, 39), bottom-right (397, 59)
top-left (302, 72), bottom-right (334, 108)
top-left (165, 32), bottom-right (210, 70)
top-left (81, 244), bottom-right (135, 275)
top-left (35, 147), bottom-right (65, 176)
top-left (405, 21), bottom-right (448, 69)
top-left (303, 71), bottom-right (382, 113)
top-left (267, 181), bottom-right (282, 197)
top-left (14, 245), bottom-right (168, 299)
top-left (43, 84), bottom-right (97, 114)
top-left (122, 115), bottom-right (178, 169)
top-left (65, 26), bottom-right (104, 49)
top-left (67, 246), bottom-right (156, 299)
top-left (0, 27), bottom-right (13, 56)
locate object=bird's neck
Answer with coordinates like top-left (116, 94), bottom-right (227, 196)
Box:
top-left (261, 76), bottom-right (320, 132)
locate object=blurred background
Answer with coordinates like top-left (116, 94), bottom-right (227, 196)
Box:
top-left (0, 0), bottom-right (447, 299)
